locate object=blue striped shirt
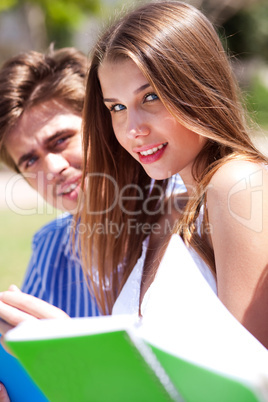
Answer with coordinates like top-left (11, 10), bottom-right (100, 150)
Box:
top-left (21, 213), bottom-right (99, 318)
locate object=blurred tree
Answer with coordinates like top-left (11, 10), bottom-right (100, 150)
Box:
top-left (0, 0), bottom-right (101, 50)
top-left (222, 0), bottom-right (268, 61)
top-left (1, 0), bottom-right (267, 53)
top-left (196, 0), bottom-right (261, 25)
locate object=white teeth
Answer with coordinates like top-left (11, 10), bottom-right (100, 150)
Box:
top-left (62, 183), bottom-right (77, 194)
top-left (140, 143), bottom-right (166, 156)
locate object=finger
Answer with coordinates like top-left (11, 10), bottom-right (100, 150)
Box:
top-left (0, 318), bottom-right (13, 337)
top-left (8, 284), bottom-right (21, 292)
top-left (0, 301), bottom-right (37, 327)
top-left (0, 291), bottom-right (69, 320)
top-left (0, 383), bottom-right (10, 402)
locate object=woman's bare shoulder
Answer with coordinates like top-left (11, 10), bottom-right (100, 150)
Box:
top-left (207, 159), bottom-right (268, 202)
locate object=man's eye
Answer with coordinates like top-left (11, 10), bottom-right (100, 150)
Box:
top-left (144, 93), bottom-right (159, 102)
top-left (110, 104), bottom-right (126, 112)
top-left (55, 136), bottom-right (69, 146)
top-left (25, 156), bottom-right (38, 169)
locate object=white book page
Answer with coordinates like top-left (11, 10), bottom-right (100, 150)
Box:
top-left (138, 235), bottom-right (268, 397)
top-left (5, 314), bottom-right (138, 342)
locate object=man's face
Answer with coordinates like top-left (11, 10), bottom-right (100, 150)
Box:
top-left (5, 99), bottom-right (83, 213)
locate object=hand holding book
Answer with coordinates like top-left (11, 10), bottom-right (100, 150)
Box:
top-left (0, 285), bottom-right (69, 336)
top-left (0, 286), bottom-right (69, 401)
top-left (4, 236), bottom-right (268, 402)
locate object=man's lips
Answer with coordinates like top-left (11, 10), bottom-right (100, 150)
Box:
top-left (58, 178), bottom-right (82, 196)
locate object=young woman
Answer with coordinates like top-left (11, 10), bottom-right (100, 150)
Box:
top-left (0, 1), bottom-right (267, 351)
top-left (80, 1), bottom-right (268, 347)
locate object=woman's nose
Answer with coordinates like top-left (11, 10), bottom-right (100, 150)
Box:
top-left (126, 111), bottom-right (150, 139)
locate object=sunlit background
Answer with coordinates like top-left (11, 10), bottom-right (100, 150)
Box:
top-left (0, 0), bottom-right (268, 289)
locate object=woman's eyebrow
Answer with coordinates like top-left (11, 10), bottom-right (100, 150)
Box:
top-left (134, 83), bottom-right (150, 95)
top-left (103, 83), bottom-right (151, 103)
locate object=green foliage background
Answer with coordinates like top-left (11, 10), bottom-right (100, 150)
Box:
top-left (223, 0), bottom-right (268, 61)
top-left (0, 0), bottom-right (102, 47)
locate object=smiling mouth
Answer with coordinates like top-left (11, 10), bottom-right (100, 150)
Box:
top-left (139, 143), bottom-right (167, 156)
top-left (60, 182), bottom-right (80, 195)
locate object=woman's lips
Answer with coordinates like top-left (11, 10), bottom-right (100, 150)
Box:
top-left (137, 142), bottom-right (168, 164)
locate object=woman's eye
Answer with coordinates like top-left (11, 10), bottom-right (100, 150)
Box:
top-left (144, 93), bottom-right (159, 102)
top-left (110, 104), bottom-right (126, 112)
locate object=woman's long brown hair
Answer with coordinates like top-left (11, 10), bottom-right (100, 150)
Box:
top-left (79, 1), bottom-right (267, 314)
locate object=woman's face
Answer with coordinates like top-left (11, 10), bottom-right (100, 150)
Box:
top-left (98, 59), bottom-right (206, 184)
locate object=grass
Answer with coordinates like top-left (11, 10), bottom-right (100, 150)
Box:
top-left (0, 209), bottom-right (58, 291)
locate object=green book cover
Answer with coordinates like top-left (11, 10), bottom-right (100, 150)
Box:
top-left (4, 315), bottom-right (268, 402)
top-left (5, 316), bottom-right (177, 402)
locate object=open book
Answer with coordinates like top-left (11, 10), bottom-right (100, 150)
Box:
top-left (4, 235), bottom-right (268, 402)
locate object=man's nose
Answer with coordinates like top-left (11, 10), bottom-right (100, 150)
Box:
top-left (44, 153), bottom-right (69, 177)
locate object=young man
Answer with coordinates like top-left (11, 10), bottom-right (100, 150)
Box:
top-left (0, 46), bottom-right (101, 402)
top-left (0, 46), bottom-right (99, 318)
